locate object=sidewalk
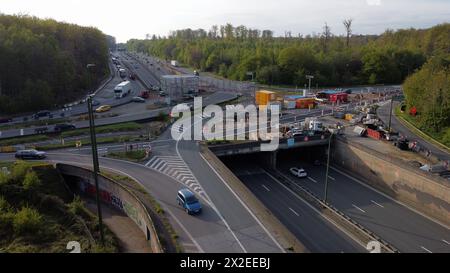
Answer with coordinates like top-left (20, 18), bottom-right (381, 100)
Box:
top-left (85, 200), bottom-right (152, 253)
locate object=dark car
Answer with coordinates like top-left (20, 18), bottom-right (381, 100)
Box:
top-left (0, 117), bottom-right (12, 124)
top-left (15, 150), bottom-right (47, 160)
top-left (34, 127), bottom-right (49, 134)
top-left (54, 123), bottom-right (76, 132)
top-left (33, 110), bottom-right (51, 119)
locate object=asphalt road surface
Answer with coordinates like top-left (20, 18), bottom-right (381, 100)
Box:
top-left (221, 158), bottom-right (365, 253)
top-left (276, 158), bottom-right (450, 253)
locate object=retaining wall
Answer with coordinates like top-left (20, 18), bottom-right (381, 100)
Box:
top-left (332, 137), bottom-right (450, 226)
top-left (56, 163), bottom-right (163, 253)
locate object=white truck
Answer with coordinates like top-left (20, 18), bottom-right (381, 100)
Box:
top-left (171, 60), bottom-right (179, 67)
top-left (114, 81), bottom-right (132, 99)
top-left (305, 118), bottom-right (323, 132)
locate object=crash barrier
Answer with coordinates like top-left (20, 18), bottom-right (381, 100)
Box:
top-left (56, 163), bottom-right (163, 253)
top-left (269, 169), bottom-right (399, 253)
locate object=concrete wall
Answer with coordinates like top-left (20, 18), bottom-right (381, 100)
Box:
top-left (332, 137), bottom-right (450, 226)
top-left (56, 163), bottom-right (163, 253)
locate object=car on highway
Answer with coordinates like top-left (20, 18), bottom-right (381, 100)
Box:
top-left (132, 96), bottom-right (145, 103)
top-left (54, 123), bottom-right (76, 132)
top-left (290, 167), bottom-right (308, 178)
top-left (0, 117), bottom-right (12, 124)
top-left (32, 110), bottom-right (51, 119)
top-left (139, 90), bottom-right (150, 99)
top-left (34, 127), bottom-right (49, 134)
top-left (95, 105), bottom-right (111, 113)
top-left (177, 189), bottom-right (202, 215)
top-left (15, 149), bottom-right (47, 160)
top-left (159, 91), bottom-right (166, 97)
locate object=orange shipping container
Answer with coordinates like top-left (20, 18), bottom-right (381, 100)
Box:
top-left (255, 90), bottom-right (275, 106)
top-left (295, 98), bottom-right (316, 109)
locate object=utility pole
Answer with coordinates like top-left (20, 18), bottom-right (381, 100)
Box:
top-left (86, 63), bottom-right (104, 245)
top-left (324, 132), bottom-right (333, 203)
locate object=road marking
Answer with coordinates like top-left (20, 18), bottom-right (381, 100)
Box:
top-left (328, 175), bottom-right (335, 181)
top-left (308, 177), bottom-right (318, 183)
top-left (263, 170), bottom-right (367, 251)
top-left (442, 239), bottom-right (450, 245)
top-left (330, 165), bottom-right (450, 230)
top-left (261, 184), bottom-right (270, 192)
top-left (371, 200), bottom-right (384, 208)
top-left (352, 204), bottom-right (366, 213)
top-left (288, 207), bottom-right (300, 217)
top-left (199, 153), bottom-right (285, 253)
top-left (421, 246), bottom-right (432, 253)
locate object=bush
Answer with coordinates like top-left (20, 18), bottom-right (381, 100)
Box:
top-left (10, 162), bottom-right (31, 182)
top-left (23, 171), bottom-right (41, 190)
top-left (0, 196), bottom-right (11, 212)
top-left (13, 206), bottom-right (44, 235)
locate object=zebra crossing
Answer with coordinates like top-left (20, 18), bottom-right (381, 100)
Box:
top-left (144, 155), bottom-right (205, 196)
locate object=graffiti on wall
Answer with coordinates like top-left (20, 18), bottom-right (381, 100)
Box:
top-left (79, 181), bottom-right (144, 230)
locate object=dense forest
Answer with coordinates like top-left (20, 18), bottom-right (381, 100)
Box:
top-left (0, 14), bottom-right (111, 114)
top-left (128, 22), bottom-right (449, 143)
top-left (127, 23), bottom-right (448, 87)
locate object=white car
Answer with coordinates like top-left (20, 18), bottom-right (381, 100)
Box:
top-left (290, 167), bottom-right (307, 178)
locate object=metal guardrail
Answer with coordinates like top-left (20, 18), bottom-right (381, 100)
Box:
top-left (269, 169), bottom-right (400, 253)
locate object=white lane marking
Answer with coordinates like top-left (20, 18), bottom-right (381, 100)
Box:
top-left (289, 207), bottom-right (300, 217)
top-left (199, 154), bottom-right (285, 253)
top-left (329, 165), bottom-right (450, 230)
top-left (308, 177), bottom-right (318, 183)
top-left (261, 184), bottom-right (270, 192)
top-left (421, 246), bottom-right (432, 253)
top-left (263, 170), bottom-right (367, 251)
top-left (352, 204), bottom-right (366, 213)
top-left (328, 175), bottom-right (335, 181)
top-left (371, 200), bottom-right (384, 208)
top-left (442, 239), bottom-right (450, 245)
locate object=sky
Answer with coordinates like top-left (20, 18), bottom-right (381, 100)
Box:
top-left (0, 0), bottom-right (449, 42)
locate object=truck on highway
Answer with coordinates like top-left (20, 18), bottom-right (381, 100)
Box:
top-left (114, 81), bottom-right (132, 99)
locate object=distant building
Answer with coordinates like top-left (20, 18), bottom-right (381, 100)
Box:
top-left (160, 75), bottom-right (199, 101)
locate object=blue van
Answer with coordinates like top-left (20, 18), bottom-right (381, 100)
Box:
top-left (177, 189), bottom-right (202, 215)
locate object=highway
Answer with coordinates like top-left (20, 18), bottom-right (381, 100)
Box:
top-left (275, 156), bottom-right (450, 253)
top-left (221, 157), bottom-right (365, 252)
top-left (377, 101), bottom-right (450, 161)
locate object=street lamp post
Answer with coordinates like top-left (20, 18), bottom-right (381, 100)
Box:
top-left (306, 75), bottom-right (314, 94)
top-left (388, 97), bottom-right (394, 132)
top-left (86, 64), bottom-right (105, 245)
top-left (324, 132), bottom-right (333, 203)
top-left (87, 95), bottom-right (105, 245)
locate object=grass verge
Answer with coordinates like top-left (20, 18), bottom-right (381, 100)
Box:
top-left (107, 150), bottom-right (147, 162)
top-left (395, 106), bottom-right (450, 152)
top-left (61, 122), bottom-right (143, 138)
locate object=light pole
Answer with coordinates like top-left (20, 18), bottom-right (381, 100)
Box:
top-left (324, 132), bottom-right (333, 203)
top-left (86, 64), bottom-right (105, 245)
top-left (388, 97), bottom-right (394, 132)
top-left (306, 75), bottom-right (314, 94)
